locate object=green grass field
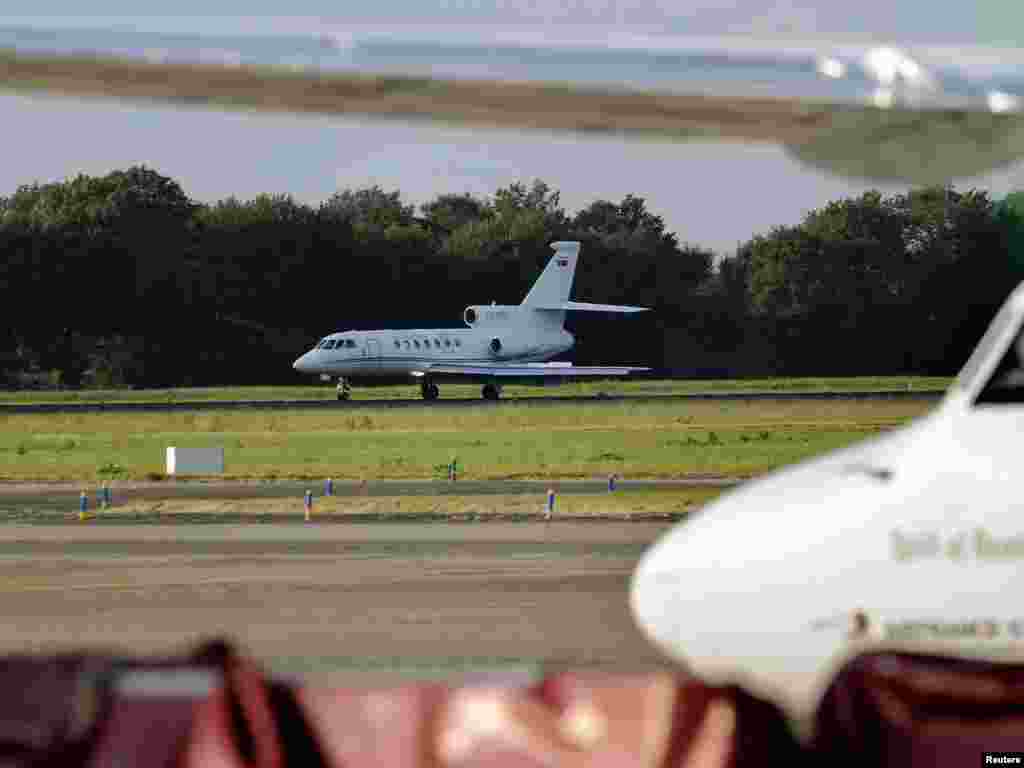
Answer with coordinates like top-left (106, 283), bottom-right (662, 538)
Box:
top-left (0, 376), bottom-right (951, 405)
top-left (0, 397), bottom-right (936, 482)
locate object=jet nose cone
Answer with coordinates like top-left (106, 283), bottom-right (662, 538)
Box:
top-left (293, 354), bottom-right (309, 373)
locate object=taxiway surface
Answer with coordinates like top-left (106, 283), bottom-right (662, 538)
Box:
top-left (0, 478), bottom-right (737, 516)
top-left (0, 522), bottom-right (673, 679)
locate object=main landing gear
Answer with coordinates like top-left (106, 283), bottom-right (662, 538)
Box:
top-left (336, 378), bottom-right (352, 401)
top-left (420, 381), bottom-right (440, 401)
top-left (482, 383), bottom-right (502, 401)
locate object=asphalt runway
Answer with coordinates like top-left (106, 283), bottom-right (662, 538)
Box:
top-left (0, 389), bottom-right (942, 414)
top-left (0, 522), bottom-right (675, 680)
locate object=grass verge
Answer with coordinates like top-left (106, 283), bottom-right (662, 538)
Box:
top-left (69, 487), bottom-right (722, 522)
top-left (0, 398), bottom-right (934, 482)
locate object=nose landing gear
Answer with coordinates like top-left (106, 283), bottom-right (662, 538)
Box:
top-left (482, 383), bottom-right (502, 401)
top-left (421, 381), bottom-right (440, 401)
top-left (336, 378), bottom-right (352, 401)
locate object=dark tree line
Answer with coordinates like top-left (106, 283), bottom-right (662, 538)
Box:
top-left (1, 167), bottom-right (1021, 388)
top-left (715, 188), bottom-right (1024, 376)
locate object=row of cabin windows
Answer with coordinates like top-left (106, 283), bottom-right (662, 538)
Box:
top-left (393, 337), bottom-right (461, 351)
top-left (319, 337), bottom-right (463, 352)
top-left (318, 339), bottom-right (357, 350)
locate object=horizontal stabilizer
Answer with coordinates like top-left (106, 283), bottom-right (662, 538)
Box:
top-left (535, 301), bottom-right (649, 313)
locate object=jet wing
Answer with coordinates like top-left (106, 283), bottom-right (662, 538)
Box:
top-left (1, 18), bottom-right (1022, 184)
top-left (414, 363), bottom-right (650, 382)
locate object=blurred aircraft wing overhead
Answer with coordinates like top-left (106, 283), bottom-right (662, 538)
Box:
top-left (1, 16), bottom-right (1023, 184)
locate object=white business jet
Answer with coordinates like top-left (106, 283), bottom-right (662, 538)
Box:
top-left (291, 241), bottom-right (649, 401)
top-left (630, 282), bottom-right (1024, 718)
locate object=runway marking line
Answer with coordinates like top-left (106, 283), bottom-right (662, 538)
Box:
top-left (0, 560), bottom-right (624, 593)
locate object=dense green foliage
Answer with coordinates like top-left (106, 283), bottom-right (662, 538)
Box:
top-left (712, 186), bottom-right (1019, 376)
top-left (0, 167), bottom-right (1019, 387)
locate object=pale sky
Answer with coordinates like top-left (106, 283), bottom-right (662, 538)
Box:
top-left (2, 5), bottom-right (1023, 255)
top-left (4, 3), bottom-right (1022, 44)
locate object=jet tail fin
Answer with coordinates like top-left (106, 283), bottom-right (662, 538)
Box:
top-left (520, 242), bottom-right (579, 307)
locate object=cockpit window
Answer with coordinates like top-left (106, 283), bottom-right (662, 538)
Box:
top-left (324, 340), bottom-right (337, 349)
top-left (346, 339), bottom-right (357, 348)
top-left (974, 312), bottom-right (1024, 404)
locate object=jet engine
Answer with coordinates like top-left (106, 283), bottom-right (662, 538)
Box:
top-left (464, 305), bottom-right (519, 328)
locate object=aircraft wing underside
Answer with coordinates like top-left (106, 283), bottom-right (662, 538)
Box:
top-left (413, 363), bottom-right (650, 381)
top-left (1, 18), bottom-right (1023, 184)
